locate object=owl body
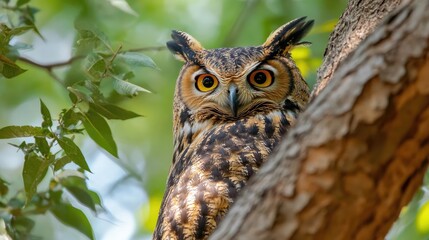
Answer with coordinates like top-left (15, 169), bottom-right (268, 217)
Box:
top-left (154, 17), bottom-right (313, 240)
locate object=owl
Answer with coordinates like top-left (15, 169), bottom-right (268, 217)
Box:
top-left (154, 17), bottom-right (313, 240)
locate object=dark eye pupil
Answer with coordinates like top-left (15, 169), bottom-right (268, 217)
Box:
top-left (202, 76), bottom-right (214, 88)
top-left (254, 72), bottom-right (266, 84)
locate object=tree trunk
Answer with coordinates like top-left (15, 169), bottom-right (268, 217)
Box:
top-left (211, 0), bottom-right (429, 239)
top-left (313, 0), bottom-right (410, 97)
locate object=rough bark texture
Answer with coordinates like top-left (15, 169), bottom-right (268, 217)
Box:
top-left (312, 0), bottom-right (409, 97)
top-left (211, 0), bottom-right (429, 239)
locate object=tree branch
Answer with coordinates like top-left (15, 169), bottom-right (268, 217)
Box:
top-left (211, 0), bottom-right (429, 239)
top-left (311, 0), bottom-right (410, 98)
top-left (17, 45), bottom-right (165, 71)
top-left (17, 55), bottom-right (83, 71)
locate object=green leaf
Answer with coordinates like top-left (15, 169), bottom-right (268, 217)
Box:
top-left (84, 53), bottom-right (106, 80)
top-left (9, 141), bottom-right (27, 150)
top-left (68, 91), bottom-right (78, 104)
top-left (67, 86), bottom-right (93, 103)
top-left (12, 216), bottom-right (35, 235)
top-left (50, 203), bottom-right (94, 240)
top-left (9, 25), bottom-right (34, 36)
top-left (21, 6), bottom-right (44, 40)
top-left (57, 173), bottom-right (102, 209)
top-left (122, 71), bottom-right (135, 80)
top-left (88, 28), bottom-right (112, 53)
top-left (115, 52), bottom-right (157, 69)
top-left (54, 156), bottom-right (72, 171)
top-left (81, 110), bottom-right (118, 157)
top-left (57, 137), bottom-right (91, 172)
top-left (0, 54), bottom-right (26, 78)
top-left (39, 99), bottom-right (52, 128)
top-left (60, 176), bottom-right (99, 212)
top-left (76, 27), bottom-right (112, 54)
top-left (0, 178), bottom-right (8, 197)
top-left (34, 137), bottom-right (50, 156)
top-left (0, 126), bottom-right (44, 139)
top-left (17, 0), bottom-right (30, 6)
top-left (112, 75), bottom-right (151, 97)
top-left (61, 108), bottom-right (82, 128)
top-left (49, 190), bottom-right (63, 204)
top-left (87, 190), bottom-right (102, 207)
top-left (85, 80), bottom-right (105, 101)
top-left (90, 102), bottom-right (141, 120)
top-left (66, 186), bottom-right (97, 212)
top-left (22, 152), bottom-right (50, 203)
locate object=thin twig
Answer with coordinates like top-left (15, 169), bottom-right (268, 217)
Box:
top-left (17, 45), bottom-right (166, 71)
top-left (46, 70), bottom-right (65, 87)
top-left (16, 56), bottom-right (69, 87)
top-left (17, 55), bottom-right (84, 71)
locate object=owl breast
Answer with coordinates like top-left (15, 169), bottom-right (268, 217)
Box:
top-left (154, 109), bottom-right (294, 239)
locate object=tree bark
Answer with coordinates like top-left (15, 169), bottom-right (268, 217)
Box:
top-left (211, 0), bottom-right (429, 239)
top-left (313, 0), bottom-right (410, 97)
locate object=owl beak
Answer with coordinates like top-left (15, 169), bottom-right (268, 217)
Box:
top-left (228, 85), bottom-right (239, 117)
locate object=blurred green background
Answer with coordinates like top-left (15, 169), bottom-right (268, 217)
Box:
top-left (1, 0), bottom-right (428, 239)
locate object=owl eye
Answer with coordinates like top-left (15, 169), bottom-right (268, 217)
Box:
top-left (248, 69), bottom-right (273, 88)
top-left (195, 74), bottom-right (219, 92)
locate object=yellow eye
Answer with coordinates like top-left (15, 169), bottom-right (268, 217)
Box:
top-left (195, 74), bottom-right (219, 92)
top-left (248, 69), bottom-right (273, 88)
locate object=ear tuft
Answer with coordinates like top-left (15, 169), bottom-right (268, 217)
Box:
top-left (166, 30), bottom-right (204, 63)
top-left (263, 17), bottom-right (314, 57)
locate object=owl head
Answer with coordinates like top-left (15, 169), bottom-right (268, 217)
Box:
top-left (168, 17), bottom-right (313, 125)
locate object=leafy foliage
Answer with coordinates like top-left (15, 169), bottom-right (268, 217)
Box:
top-left (0, 0), bottom-right (42, 79)
top-left (0, 99), bottom-right (103, 239)
top-left (0, 0), bottom-right (155, 238)
top-left (50, 203), bottom-right (94, 239)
